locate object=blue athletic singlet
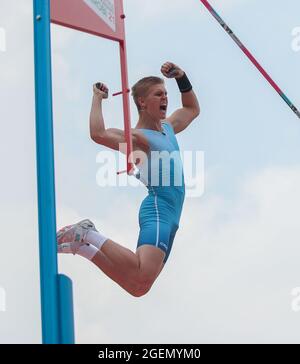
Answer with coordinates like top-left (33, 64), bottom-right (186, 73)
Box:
top-left (136, 121), bottom-right (185, 263)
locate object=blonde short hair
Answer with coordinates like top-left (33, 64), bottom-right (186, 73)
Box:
top-left (131, 76), bottom-right (164, 112)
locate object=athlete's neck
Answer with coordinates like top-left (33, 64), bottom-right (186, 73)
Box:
top-left (136, 114), bottom-right (164, 132)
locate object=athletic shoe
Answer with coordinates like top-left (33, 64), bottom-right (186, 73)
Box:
top-left (57, 219), bottom-right (97, 255)
top-left (57, 241), bottom-right (90, 255)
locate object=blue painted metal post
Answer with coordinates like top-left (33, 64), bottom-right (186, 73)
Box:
top-left (58, 275), bottom-right (75, 344)
top-left (33, 0), bottom-right (60, 343)
top-left (33, 0), bottom-right (74, 343)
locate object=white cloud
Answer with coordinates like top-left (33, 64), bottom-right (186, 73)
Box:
top-left (51, 25), bottom-right (75, 51)
top-left (124, 0), bottom-right (248, 24)
top-left (0, 27), bottom-right (6, 52)
top-left (0, 202), bottom-right (41, 343)
top-left (0, 1), bottom-right (33, 85)
top-left (125, 0), bottom-right (199, 21)
top-left (51, 25), bottom-right (82, 103)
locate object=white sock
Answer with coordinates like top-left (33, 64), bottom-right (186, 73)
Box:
top-left (85, 230), bottom-right (108, 251)
top-left (58, 242), bottom-right (98, 261)
top-left (77, 243), bottom-right (99, 260)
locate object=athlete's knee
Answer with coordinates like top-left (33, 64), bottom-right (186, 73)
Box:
top-left (130, 272), bottom-right (156, 298)
top-left (129, 285), bottom-right (151, 298)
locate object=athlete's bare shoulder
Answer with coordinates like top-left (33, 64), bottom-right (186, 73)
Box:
top-left (132, 128), bottom-right (150, 154)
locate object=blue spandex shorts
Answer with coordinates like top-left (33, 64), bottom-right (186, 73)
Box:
top-left (136, 190), bottom-right (183, 263)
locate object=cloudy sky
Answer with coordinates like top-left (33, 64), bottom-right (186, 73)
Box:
top-left (1, 0), bottom-right (300, 343)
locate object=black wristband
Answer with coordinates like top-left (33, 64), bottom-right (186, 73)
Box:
top-left (175, 73), bottom-right (192, 93)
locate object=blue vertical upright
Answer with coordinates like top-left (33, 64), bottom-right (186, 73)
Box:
top-left (33, 0), bottom-right (75, 344)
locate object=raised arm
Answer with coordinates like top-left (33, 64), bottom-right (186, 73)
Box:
top-left (89, 82), bottom-right (149, 154)
top-left (161, 62), bottom-right (200, 134)
top-left (89, 83), bottom-right (126, 152)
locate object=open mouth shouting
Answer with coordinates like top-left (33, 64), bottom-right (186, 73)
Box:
top-left (160, 104), bottom-right (167, 112)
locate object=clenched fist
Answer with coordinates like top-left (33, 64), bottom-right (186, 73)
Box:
top-left (93, 82), bottom-right (109, 99)
top-left (161, 62), bottom-right (184, 79)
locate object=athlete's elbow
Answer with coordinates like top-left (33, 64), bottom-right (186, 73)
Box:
top-left (193, 110), bottom-right (200, 120)
top-left (193, 104), bottom-right (201, 118)
top-left (90, 131), bottom-right (106, 144)
top-left (187, 106), bottom-right (200, 120)
top-left (187, 108), bottom-right (200, 125)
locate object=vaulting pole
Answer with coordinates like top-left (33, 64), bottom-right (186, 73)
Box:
top-left (200, 0), bottom-right (300, 118)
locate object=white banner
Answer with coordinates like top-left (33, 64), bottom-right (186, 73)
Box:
top-left (84, 0), bottom-right (116, 32)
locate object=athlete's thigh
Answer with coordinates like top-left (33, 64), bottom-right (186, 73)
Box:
top-left (163, 224), bottom-right (179, 263)
top-left (136, 244), bottom-right (165, 280)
